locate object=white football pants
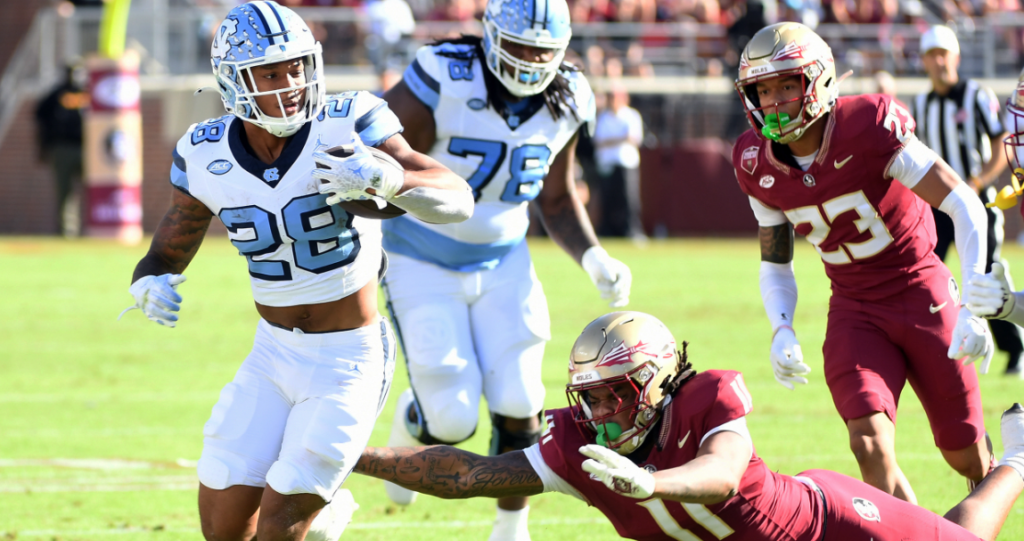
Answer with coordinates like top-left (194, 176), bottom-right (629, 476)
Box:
top-left (382, 241), bottom-right (550, 443)
top-left (197, 317), bottom-right (396, 501)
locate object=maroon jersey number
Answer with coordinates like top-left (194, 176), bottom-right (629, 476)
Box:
top-left (785, 190), bottom-right (895, 264)
top-left (637, 499), bottom-right (736, 540)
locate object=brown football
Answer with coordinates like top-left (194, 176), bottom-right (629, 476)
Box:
top-left (317, 145), bottom-right (407, 220)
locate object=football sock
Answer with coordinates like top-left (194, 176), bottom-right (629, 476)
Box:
top-left (488, 505), bottom-right (531, 541)
top-left (998, 404), bottom-right (1024, 482)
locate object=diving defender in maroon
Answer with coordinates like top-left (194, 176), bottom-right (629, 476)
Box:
top-left (354, 311), bottom-right (1024, 540)
top-left (731, 22), bottom-right (996, 503)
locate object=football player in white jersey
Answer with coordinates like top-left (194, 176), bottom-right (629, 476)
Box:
top-left (378, 0), bottom-right (632, 538)
top-left (122, 3), bottom-right (472, 540)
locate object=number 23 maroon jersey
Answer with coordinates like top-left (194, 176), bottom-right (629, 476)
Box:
top-left (733, 94), bottom-right (945, 301)
top-left (538, 370), bottom-right (825, 541)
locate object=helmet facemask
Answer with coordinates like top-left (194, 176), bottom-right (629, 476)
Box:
top-left (210, 2), bottom-right (327, 138)
top-left (567, 361), bottom-right (668, 454)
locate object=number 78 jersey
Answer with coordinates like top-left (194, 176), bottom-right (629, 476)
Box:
top-left (382, 43), bottom-right (594, 272)
top-left (733, 94), bottom-right (942, 300)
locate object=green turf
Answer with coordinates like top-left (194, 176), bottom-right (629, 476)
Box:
top-left (1, 236), bottom-right (1023, 540)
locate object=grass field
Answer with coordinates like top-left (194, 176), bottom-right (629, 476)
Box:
top-left (2, 236), bottom-right (1024, 540)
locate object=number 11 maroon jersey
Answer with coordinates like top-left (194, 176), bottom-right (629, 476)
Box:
top-left (538, 370), bottom-right (825, 541)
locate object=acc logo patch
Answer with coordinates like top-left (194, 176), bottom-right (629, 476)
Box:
top-left (741, 146), bottom-right (759, 175)
top-left (803, 174), bottom-right (816, 187)
top-left (642, 464), bottom-right (658, 474)
top-left (467, 98), bottom-right (486, 110)
top-left (852, 497), bottom-right (881, 522)
top-left (949, 277), bottom-right (961, 305)
top-left (207, 159), bottom-right (233, 175)
top-left (759, 175), bottom-right (775, 188)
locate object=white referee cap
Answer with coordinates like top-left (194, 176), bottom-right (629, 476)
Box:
top-left (920, 25), bottom-right (960, 55)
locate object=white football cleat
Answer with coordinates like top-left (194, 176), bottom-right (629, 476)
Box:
top-left (1001, 403), bottom-right (1024, 458)
top-left (385, 389), bottom-right (420, 506)
top-left (306, 489), bottom-right (358, 541)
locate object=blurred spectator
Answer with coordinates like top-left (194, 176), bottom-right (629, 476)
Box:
top-left (725, 1), bottom-right (767, 69)
top-left (585, 45), bottom-right (606, 77)
top-left (828, 0), bottom-right (899, 23)
top-left (35, 63), bottom-right (87, 237)
top-left (873, 70), bottom-right (897, 96)
top-left (624, 43), bottom-right (655, 77)
top-left (605, 57), bottom-right (624, 79)
top-left (779, 0), bottom-right (822, 27)
top-left (593, 85), bottom-right (646, 241)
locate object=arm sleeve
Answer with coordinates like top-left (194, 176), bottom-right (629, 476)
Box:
top-left (975, 85), bottom-right (1004, 137)
top-left (748, 196), bottom-right (787, 227)
top-left (939, 182), bottom-right (989, 287)
top-left (401, 47), bottom-right (442, 112)
top-left (885, 136), bottom-right (938, 189)
top-left (351, 92), bottom-right (404, 148)
top-left (699, 417), bottom-right (753, 461)
top-left (760, 261), bottom-right (798, 332)
top-left (170, 146), bottom-right (190, 195)
top-left (523, 444), bottom-right (586, 501)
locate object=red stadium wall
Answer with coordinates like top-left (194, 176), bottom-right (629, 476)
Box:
top-left (639, 141), bottom-right (757, 236)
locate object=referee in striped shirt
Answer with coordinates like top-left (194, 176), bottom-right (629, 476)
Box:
top-left (912, 25), bottom-right (1023, 375)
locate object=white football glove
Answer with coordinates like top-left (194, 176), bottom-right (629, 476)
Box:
top-left (119, 274), bottom-right (187, 327)
top-left (312, 133), bottom-right (404, 205)
top-left (582, 246), bottom-right (632, 308)
top-left (579, 444), bottom-right (655, 499)
top-left (947, 306), bottom-right (995, 374)
top-left (770, 326), bottom-right (810, 390)
top-left (965, 261), bottom-right (1015, 319)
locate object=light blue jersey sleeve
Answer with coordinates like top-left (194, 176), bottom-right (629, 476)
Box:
top-left (402, 46), bottom-right (444, 112)
top-left (346, 91), bottom-right (404, 148)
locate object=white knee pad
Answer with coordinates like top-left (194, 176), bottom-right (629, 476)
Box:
top-left (423, 398), bottom-right (480, 443)
top-left (197, 446), bottom-right (267, 490)
top-left (266, 449), bottom-right (346, 502)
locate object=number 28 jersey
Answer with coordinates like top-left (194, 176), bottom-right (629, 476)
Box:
top-left (169, 91), bottom-right (403, 307)
top-left (382, 43), bottom-right (596, 272)
top-left (733, 94), bottom-right (944, 300)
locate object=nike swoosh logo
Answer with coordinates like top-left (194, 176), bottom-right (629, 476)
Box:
top-left (834, 155), bottom-right (853, 169)
top-left (678, 430), bottom-right (691, 448)
top-left (930, 302), bottom-right (947, 314)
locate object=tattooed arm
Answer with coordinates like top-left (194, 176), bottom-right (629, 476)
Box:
top-left (132, 189), bottom-right (214, 282)
top-left (532, 132), bottom-right (599, 264)
top-left (355, 446), bottom-right (545, 499)
top-left (759, 223), bottom-right (794, 263)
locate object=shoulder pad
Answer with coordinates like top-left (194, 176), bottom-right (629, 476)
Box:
top-left (177, 114), bottom-right (233, 159)
top-left (563, 69), bottom-right (596, 124)
top-left (433, 42), bottom-right (477, 60)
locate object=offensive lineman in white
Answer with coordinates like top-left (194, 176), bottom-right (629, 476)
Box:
top-left (121, 3), bottom-right (472, 540)
top-left (378, 0), bottom-right (631, 538)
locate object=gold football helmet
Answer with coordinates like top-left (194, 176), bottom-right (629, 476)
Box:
top-left (735, 22), bottom-right (839, 144)
top-left (565, 312), bottom-right (693, 455)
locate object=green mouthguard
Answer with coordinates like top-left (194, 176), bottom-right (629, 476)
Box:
top-left (761, 112), bottom-right (792, 141)
top-left (595, 422), bottom-right (623, 448)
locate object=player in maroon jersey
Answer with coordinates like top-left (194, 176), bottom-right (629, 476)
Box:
top-left (355, 311), bottom-right (1024, 541)
top-left (731, 22), bottom-right (996, 503)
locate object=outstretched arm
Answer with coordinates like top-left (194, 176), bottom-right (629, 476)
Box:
top-left (356, 446), bottom-right (544, 500)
